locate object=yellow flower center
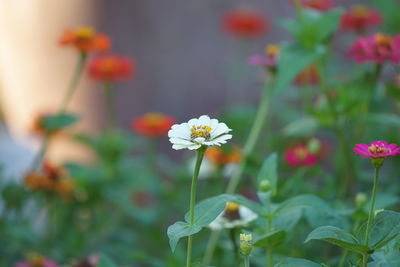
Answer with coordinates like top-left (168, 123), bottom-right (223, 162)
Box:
top-left (27, 254), bottom-right (45, 267)
top-left (295, 147), bottom-right (308, 160)
top-left (352, 5), bottom-right (370, 18)
top-left (368, 144), bottom-right (389, 154)
top-left (224, 201), bottom-right (241, 220)
top-left (374, 33), bottom-right (392, 46)
top-left (190, 125), bottom-right (212, 140)
top-left (75, 27), bottom-right (95, 39)
top-left (265, 44), bottom-right (280, 57)
top-left (226, 201), bottom-right (240, 211)
top-left (143, 113), bottom-right (165, 126)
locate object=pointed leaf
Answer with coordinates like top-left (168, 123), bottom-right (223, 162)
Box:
top-left (167, 221), bottom-right (202, 252)
top-left (253, 230), bottom-right (286, 248)
top-left (257, 153), bottom-right (278, 196)
top-left (41, 113), bottom-right (79, 132)
top-left (305, 226), bottom-right (370, 254)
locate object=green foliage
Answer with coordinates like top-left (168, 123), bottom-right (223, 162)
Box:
top-left (253, 230), bottom-right (286, 248)
top-left (257, 153), bottom-right (278, 196)
top-left (305, 226), bottom-right (370, 254)
top-left (167, 222), bottom-right (202, 252)
top-left (40, 113), bottom-right (79, 132)
top-left (275, 257), bottom-right (322, 267)
top-left (97, 254), bottom-right (118, 267)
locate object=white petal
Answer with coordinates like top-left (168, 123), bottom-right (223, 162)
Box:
top-left (198, 115), bottom-right (211, 126)
top-left (193, 137), bottom-right (205, 144)
top-left (187, 144), bottom-right (202, 150)
top-left (239, 206), bottom-right (258, 223)
top-left (169, 138), bottom-right (193, 145)
top-left (211, 123), bottom-right (231, 137)
top-left (172, 144), bottom-right (191, 150)
top-left (187, 118), bottom-right (199, 127)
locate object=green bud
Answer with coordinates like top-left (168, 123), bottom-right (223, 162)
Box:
top-left (259, 180), bottom-right (271, 192)
top-left (307, 138), bottom-right (321, 154)
top-left (239, 233), bottom-right (253, 256)
top-left (370, 157), bottom-right (385, 169)
top-left (355, 192), bottom-right (367, 208)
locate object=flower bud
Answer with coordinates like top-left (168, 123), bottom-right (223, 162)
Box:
top-left (259, 180), bottom-right (271, 192)
top-left (355, 192), bottom-right (367, 208)
top-left (374, 209), bottom-right (384, 216)
top-left (240, 233), bottom-right (253, 256)
top-left (370, 157), bottom-right (385, 169)
top-left (307, 138), bottom-right (321, 154)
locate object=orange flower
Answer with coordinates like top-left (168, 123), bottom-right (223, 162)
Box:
top-left (293, 65), bottom-right (320, 86)
top-left (24, 161), bottom-right (74, 197)
top-left (131, 113), bottom-right (176, 138)
top-left (205, 146), bottom-right (242, 166)
top-left (340, 5), bottom-right (382, 33)
top-left (88, 54), bottom-right (135, 82)
top-left (221, 7), bottom-right (268, 38)
top-left (59, 26), bottom-right (111, 53)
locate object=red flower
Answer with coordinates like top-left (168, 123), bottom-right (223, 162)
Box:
top-left (354, 141), bottom-right (400, 159)
top-left (88, 54), bottom-right (135, 82)
top-left (349, 33), bottom-right (400, 64)
top-left (293, 65), bottom-right (320, 86)
top-left (221, 7), bottom-right (267, 38)
top-left (284, 144), bottom-right (318, 167)
top-left (131, 113), bottom-right (176, 138)
top-left (59, 26), bottom-right (111, 53)
top-left (297, 0), bottom-right (334, 11)
top-left (340, 5), bottom-right (382, 33)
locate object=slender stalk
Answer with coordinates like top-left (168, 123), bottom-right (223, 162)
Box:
top-left (147, 138), bottom-right (157, 169)
top-left (364, 167), bottom-right (380, 246)
top-left (230, 228), bottom-right (239, 259)
top-left (244, 256), bottom-right (250, 267)
top-left (266, 194), bottom-right (273, 267)
top-left (362, 252), bottom-right (368, 267)
top-left (186, 147), bottom-right (206, 267)
top-left (103, 82), bottom-right (117, 128)
top-left (202, 230), bottom-right (221, 265)
top-left (59, 52), bottom-right (87, 113)
top-left (31, 53), bottom-right (87, 169)
top-left (226, 80), bottom-right (271, 194)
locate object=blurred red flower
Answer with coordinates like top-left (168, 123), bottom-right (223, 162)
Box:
top-left (221, 7), bottom-right (267, 38)
top-left (131, 113), bottom-right (176, 138)
top-left (340, 5), bottom-right (382, 33)
top-left (285, 144), bottom-right (318, 167)
top-left (297, 0), bottom-right (334, 12)
top-left (88, 54), bottom-right (135, 82)
top-left (60, 26), bottom-right (111, 53)
top-left (205, 146), bottom-right (242, 167)
top-left (15, 254), bottom-right (59, 267)
top-left (293, 65), bottom-right (320, 86)
top-left (349, 33), bottom-right (400, 64)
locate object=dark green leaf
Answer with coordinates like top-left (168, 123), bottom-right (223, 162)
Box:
top-left (368, 211), bottom-right (400, 249)
top-left (41, 113), bottom-right (79, 132)
top-left (276, 257), bottom-right (322, 267)
top-left (305, 226), bottom-right (370, 254)
top-left (253, 230), bottom-right (286, 248)
top-left (167, 221), bottom-right (202, 252)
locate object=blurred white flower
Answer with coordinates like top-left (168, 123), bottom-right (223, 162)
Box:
top-left (168, 115), bottom-right (232, 150)
top-left (208, 202), bottom-right (258, 230)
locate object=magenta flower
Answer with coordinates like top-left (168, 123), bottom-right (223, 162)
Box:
top-left (284, 145), bottom-right (318, 167)
top-left (354, 141), bottom-right (400, 159)
top-left (248, 44), bottom-right (279, 72)
top-left (349, 33), bottom-right (400, 64)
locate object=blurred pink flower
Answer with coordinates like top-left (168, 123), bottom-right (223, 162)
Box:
top-left (349, 33), bottom-right (400, 64)
top-left (15, 258), bottom-right (59, 267)
top-left (340, 5), bottom-right (382, 33)
top-left (354, 141), bottom-right (400, 159)
top-left (248, 44), bottom-right (279, 70)
top-left (285, 145), bottom-right (318, 167)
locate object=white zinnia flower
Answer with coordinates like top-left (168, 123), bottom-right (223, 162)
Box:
top-left (168, 115), bottom-right (232, 150)
top-left (208, 202), bottom-right (258, 230)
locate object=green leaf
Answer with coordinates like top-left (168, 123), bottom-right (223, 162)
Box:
top-left (367, 211), bottom-right (400, 249)
top-left (257, 153), bottom-right (278, 196)
top-left (184, 194), bottom-right (266, 226)
top-left (97, 254), bottom-right (118, 267)
top-left (281, 117), bottom-right (318, 137)
top-left (274, 195), bottom-right (345, 230)
top-left (358, 113), bottom-right (400, 128)
top-left (167, 221), bottom-right (202, 252)
top-left (253, 230), bottom-right (286, 248)
top-left (274, 43), bottom-right (325, 92)
top-left (281, 8), bottom-right (343, 48)
top-left (276, 257), bottom-right (322, 267)
top-left (305, 226), bottom-right (370, 254)
top-left (41, 113), bottom-right (79, 132)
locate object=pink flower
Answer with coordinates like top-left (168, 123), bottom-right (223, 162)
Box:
top-left (284, 145), bottom-right (318, 167)
top-left (15, 258), bottom-right (59, 267)
top-left (248, 44), bottom-right (279, 71)
top-left (340, 5), bottom-right (382, 33)
top-left (354, 141), bottom-right (400, 159)
top-left (349, 33), bottom-right (400, 64)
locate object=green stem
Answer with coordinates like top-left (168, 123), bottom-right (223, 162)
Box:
top-left (244, 256), bottom-right (250, 267)
top-left (147, 138), bottom-right (157, 169)
top-left (186, 147), bottom-right (206, 267)
top-left (202, 230), bottom-right (221, 265)
top-left (362, 252), bottom-right (368, 267)
top-left (103, 82), bottom-right (117, 128)
top-left (266, 194), bottom-right (273, 267)
top-left (230, 228), bottom-right (239, 259)
top-left (364, 167), bottom-right (380, 246)
top-left (226, 80), bottom-right (271, 194)
top-left (338, 250), bottom-right (348, 267)
top-left (59, 52), bottom-right (87, 113)
top-left (31, 53), bottom-right (87, 169)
